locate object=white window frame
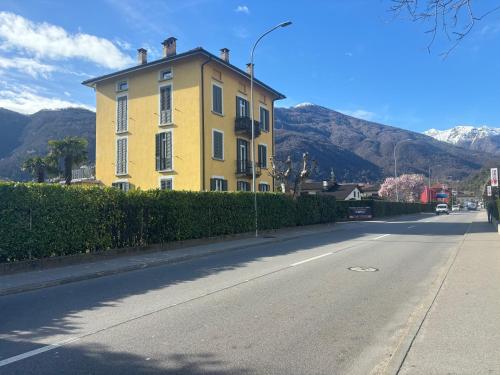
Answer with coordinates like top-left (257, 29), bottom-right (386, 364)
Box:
top-left (212, 129), bottom-right (224, 161)
top-left (157, 129), bottom-right (174, 172)
top-left (159, 176), bottom-right (174, 190)
top-left (258, 143), bottom-right (268, 168)
top-left (237, 180), bottom-right (250, 192)
top-left (158, 82), bottom-right (174, 126)
top-left (211, 175), bottom-right (225, 192)
top-left (116, 93), bottom-right (128, 134)
top-left (112, 179), bottom-right (130, 192)
top-left (236, 94), bottom-right (249, 118)
top-left (211, 81), bottom-right (224, 116)
top-left (259, 104), bottom-right (270, 132)
top-left (159, 67), bottom-right (173, 81)
top-left (116, 80), bottom-right (128, 92)
top-left (116, 136), bottom-right (128, 176)
top-left (258, 181), bottom-right (270, 192)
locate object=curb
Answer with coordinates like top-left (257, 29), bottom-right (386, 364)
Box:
top-left (0, 225), bottom-right (339, 296)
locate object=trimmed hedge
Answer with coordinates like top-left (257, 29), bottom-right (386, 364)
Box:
top-left (0, 183), bottom-right (336, 263)
top-left (0, 182), bottom-right (435, 263)
top-left (335, 199), bottom-right (435, 220)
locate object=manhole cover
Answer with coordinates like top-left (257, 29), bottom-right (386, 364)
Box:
top-left (348, 266), bottom-right (379, 272)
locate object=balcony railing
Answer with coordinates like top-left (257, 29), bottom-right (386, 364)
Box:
top-left (234, 116), bottom-right (261, 138)
top-left (236, 160), bottom-right (261, 177)
top-left (71, 165), bottom-right (95, 182)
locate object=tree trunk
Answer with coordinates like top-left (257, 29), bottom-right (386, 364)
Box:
top-left (37, 169), bottom-right (45, 183)
top-left (64, 156), bottom-right (72, 185)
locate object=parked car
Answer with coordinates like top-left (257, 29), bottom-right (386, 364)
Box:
top-left (466, 202), bottom-right (477, 211)
top-left (435, 204), bottom-right (450, 215)
top-left (452, 205), bottom-right (460, 212)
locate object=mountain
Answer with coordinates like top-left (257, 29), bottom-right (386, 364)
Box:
top-left (424, 126), bottom-right (500, 155)
top-left (275, 104), bottom-right (490, 181)
top-left (0, 108), bottom-right (96, 181)
top-left (0, 104), bottom-right (494, 183)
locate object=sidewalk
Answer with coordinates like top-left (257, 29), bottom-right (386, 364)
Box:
top-left (0, 222), bottom-right (342, 296)
top-left (399, 212), bottom-right (500, 374)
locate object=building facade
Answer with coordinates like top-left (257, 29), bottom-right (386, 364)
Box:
top-left (83, 38), bottom-right (285, 192)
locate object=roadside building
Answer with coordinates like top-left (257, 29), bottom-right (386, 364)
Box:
top-left (300, 180), bottom-right (363, 201)
top-left (82, 38), bottom-right (285, 192)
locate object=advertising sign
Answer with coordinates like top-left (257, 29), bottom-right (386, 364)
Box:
top-left (491, 168), bottom-right (498, 187)
top-left (487, 185), bottom-right (492, 197)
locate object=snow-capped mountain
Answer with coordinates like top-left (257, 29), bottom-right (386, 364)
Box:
top-left (424, 125), bottom-right (500, 154)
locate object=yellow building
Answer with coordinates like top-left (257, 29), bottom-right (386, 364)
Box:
top-left (83, 38), bottom-right (285, 192)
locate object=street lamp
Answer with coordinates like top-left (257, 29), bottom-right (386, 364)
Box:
top-left (393, 139), bottom-right (412, 202)
top-left (250, 21), bottom-right (292, 237)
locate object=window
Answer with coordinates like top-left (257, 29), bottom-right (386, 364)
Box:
top-left (212, 130), bottom-right (224, 160)
top-left (159, 68), bottom-right (173, 81)
top-left (212, 84), bottom-right (223, 115)
top-left (116, 80), bottom-right (128, 92)
top-left (259, 183), bottom-right (270, 192)
top-left (210, 177), bottom-right (228, 191)
top-left (237, 181), bottom-right (250, 191)
top-left (258, 144), bottom-right (267, 168)
top-left (116, 96), bottom-right (128, 133)
top-left (260, 107), bottom-right (270, 132)
top-left (236, 96), bottom-right (249, 118)
top-left (116, 138), bottom-right (127, 175)
top-left (159, 85), bottom-right (172, 125)
top-left (155, 132), bottom-right (173, 171)
top-left (160, 178), bottom-right (173, 190)
top-left (112, 181), bottom-right (130, 191)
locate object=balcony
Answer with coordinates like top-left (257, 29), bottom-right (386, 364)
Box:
top-left (71, 165), bottom-right (95, 182)
top-left (236, 160), bottom-right (261, 177)
top-left (234, 116), bottom-right (261, 138)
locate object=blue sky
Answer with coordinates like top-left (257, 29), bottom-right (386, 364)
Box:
top-left (0, 0), bottom-right (499, 132)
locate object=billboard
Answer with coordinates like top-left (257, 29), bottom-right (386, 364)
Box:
top-left (491, 168), bottom-right (498, 187)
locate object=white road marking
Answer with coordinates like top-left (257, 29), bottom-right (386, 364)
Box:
top-left (407, 225), bottom-right (416, 229)
top-left (0, 337), bottom-right (80, 367)
top-left (290, 252), bottom-right (333, 267)
top-left (373, 234), bottom-right (391, 240)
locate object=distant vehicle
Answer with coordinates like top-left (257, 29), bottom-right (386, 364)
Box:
top-left (452, 205), bottom-right (460, 212)
top-left (436, 204), bottom-right (450, 215)
top-left (466, 202), bottom-right (477, 211)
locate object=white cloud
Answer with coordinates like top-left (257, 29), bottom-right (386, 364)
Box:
top-left (235, 5), bottom-right (250, 14)
top-left (0, 56), bottom-right (56, 78)
top-left (338, 109), bottom-right (378, 121)
top-left (0, 12), bottom-right (133, 69)
top-left (0, 85), bottom-right (94, 114)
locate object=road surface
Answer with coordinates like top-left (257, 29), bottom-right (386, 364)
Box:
top-left (0, 211), bottom-right (479, 374)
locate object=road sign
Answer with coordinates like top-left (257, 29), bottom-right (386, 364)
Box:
top-left (491, 168), bottom-right (498, 187)
top-left (452, 190), bottom-right (457, 196)
top-left (487, 185), bottom-right (492, 197)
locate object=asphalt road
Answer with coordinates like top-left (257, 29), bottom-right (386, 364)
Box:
top-left (0, 211), bottom-right (477, 374)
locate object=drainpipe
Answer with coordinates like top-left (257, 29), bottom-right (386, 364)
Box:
top-left (271, 98), bottom-right (276, 192)
top-left (200, 57), bottom-right (212, 191)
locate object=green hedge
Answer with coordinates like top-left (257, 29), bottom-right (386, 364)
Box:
top-left (0, 182), bottom-right (435, 263)
top-left (0, 183), bottom-right (335, 263)
top-left (335, 199), bottom-right (435, 220)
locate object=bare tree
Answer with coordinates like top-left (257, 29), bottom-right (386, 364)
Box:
top-left (390, 0), bottom-right (500, 57)
top-left (269, 153), bottom-right (318, 197)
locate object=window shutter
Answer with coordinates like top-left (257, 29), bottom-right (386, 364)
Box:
top-left (117, 96), bottom-right (127, 132)
top-left (116, 138), bottom-right (127, 175)
top-left (155, 134), bottom-right (161, 170)
top-left (160, 86), bottom-right (172, 124)
top-left (165, 132), bottom-right (172, 170)
top-left (222, 179), bottom-right (228, 191)
top-left (210, 178), bottom-right (216, 191)
top-left (213, 131), bottom-right (223, 159)
top-left (213, 85), bottom-right (222, 114)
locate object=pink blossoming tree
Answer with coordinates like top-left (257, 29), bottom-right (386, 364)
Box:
top-left (378, 174), bottom-right (426, 202)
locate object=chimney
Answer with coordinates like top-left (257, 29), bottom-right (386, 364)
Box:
top-left (137, 48), bottom-right (147, 65)
top-left (220, 48), bottom-right (230, 62)
top-left (246, 63), bottom-right (254, 76)
top-left (162, 37), bottom-right (177, 57)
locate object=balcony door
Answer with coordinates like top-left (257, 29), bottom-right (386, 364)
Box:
top-left (236, 96), bottom-right (249, 118)
top-left (237, 139), bottom-right (248, 172)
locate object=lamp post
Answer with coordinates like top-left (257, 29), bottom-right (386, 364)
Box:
top-left (393, 139), bottom-right (412, 202)
top-left (250, 21), bottom-right (292, 237)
